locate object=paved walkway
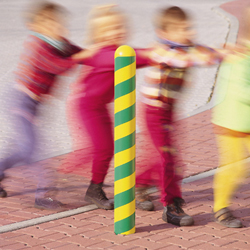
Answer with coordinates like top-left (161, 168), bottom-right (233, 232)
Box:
top-left (1, 0), bottom-right (250, 249)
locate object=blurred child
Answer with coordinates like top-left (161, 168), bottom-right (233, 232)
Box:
top-left (66, 5), bottom-right (150, 210)
top-left (211, 7), bottom-right (250, 229)
top-left (136, 6), bottom-right (225, 226)
top-left (0, 1), bottom-right (96, 210)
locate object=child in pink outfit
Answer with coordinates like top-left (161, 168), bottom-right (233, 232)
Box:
top-left (66, 5), bottom-right (150, 210)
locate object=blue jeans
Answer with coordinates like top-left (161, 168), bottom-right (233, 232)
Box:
top-left (0, 90), bottom-right (57, 198)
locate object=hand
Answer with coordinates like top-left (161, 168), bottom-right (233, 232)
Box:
top-left (223, 43), bottom-right (247, 54)
top-left (72, 41), bottom-right (108, 60)
top-left (218, 43), bottom-right (248, 62)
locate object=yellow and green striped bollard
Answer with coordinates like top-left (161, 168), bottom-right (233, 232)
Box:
top-left (114, 45), bottom-right (136, 235)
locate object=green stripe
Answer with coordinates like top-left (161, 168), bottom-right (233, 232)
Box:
top-left (114, 213), bottom-right (135, 235)
top-left (115, 56), bottom-right (135, 71)
top-left (115, 188), bottom-right (135, 209)
top-left (115, 159), bottom-right (135, 181)
top-left (115, 104), bottom-right (135, 126)
top-left (115, 76), bottom-right (135, 99)
top-left (114, 132), bottom-right (135, 154)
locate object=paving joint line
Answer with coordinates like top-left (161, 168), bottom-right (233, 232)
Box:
top-left (0, 204), bottom-right (99, 234)
top-left (176, 6), bottom-right (239, 121)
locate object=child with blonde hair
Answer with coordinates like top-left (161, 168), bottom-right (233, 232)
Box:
top-left (66, 5), bottom-right (150, 210)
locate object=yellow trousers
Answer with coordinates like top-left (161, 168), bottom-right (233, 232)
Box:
top-left (213, 134), bottom-right (250, 212)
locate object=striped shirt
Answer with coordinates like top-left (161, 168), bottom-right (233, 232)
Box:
top-left (15, 33), bottom-right (81, 100)
top-left (141, 39), bottom-right (223, 108)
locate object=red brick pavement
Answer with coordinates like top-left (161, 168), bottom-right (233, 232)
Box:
top-left (1, 174), bottom-right (250, 249)
top-left (1, 0), bottom-right (250, 249)
top-left (0, 108), bottom-right (218, 228)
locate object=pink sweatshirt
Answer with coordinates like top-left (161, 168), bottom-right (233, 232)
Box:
top-left (75, 45), bottom-right (150, 105)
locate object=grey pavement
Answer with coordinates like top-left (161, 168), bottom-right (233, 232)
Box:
top-left (0, 0), bottom-right (236, 160)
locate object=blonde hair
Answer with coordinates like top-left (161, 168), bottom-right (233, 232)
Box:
top-left (154, 6), bottom-right (190, 31)
top-left (86, 4), bottom-right (125, 44)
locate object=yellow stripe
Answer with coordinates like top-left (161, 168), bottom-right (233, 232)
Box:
top-left (114, 172), bottom-right (135, 195)
top-left (120, 226), bottom-right (136, 235)
top-left (114, 118), bottom-right (136, 141)
top-left (115, 45), bottom-right (136, 58)
top-left (115, 62), bottom-right (136, 86)
top-left (114, 145), bottom-right (135, 167)
top-left (114, 199), bottom-right (135, 221)
top-left (114, 90), bottom-right (136, 113)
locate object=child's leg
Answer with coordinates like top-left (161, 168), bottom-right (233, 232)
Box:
top-left (136, 102), bottom-right (161, 188)
top-left (0, 91), bottom-right (60, 208)
top-left (78, 100), bottom-right (114, 210)
top-left (136, 163), bottom-right (160, 187)
top-left (0, 90), bottom-right (38, 198)
top-left (214, 134), bottom-right (248, 212)
top-left (145, 105), bottom-right (193, 226)
top-left (145, 105), bottom-right (182, 206)
top-left (0, 91), bottom-right (38, 176)
top-left (80, 104), bottom-right (113, 184)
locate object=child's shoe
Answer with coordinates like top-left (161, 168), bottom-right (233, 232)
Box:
top-left (0, 186), bottom-right (7, 198)
top-left (0, 174), bottom-right (7, 198)
top-left (135, 187), bottom-right (154, 211)
top-left (214, 207), bottom-right (242, 228)
top-left (162, 197), bottom-right (194, 226)
top-left (84, 182), bottom-right (114, 210)
top-left (35, 197), bottom-right (64, 210)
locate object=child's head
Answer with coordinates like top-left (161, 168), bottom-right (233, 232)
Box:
top-left (25, 1), bottom-right (68, 40)
top-left (86, 5), bottom-right (127, 45)
top-left (154, 6), bottom-right (195, 45)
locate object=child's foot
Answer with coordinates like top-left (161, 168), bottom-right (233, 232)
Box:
top-left (162, 197), bottom-right (194, 226)
top-left (214, 207), bottom-right (242, 228)
top-left (84, 182), bottom-right (114, 210)
top-left (34, 197), bottom-right (64, 210)
top-left (0, 187), bottom-right (7, 198)
top-left (0, 175), bottom-right (7, 198)
top-left (135, 187), bottom-right (154, 211)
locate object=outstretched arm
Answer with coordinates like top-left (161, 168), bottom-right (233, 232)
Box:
top-left (74, 47), bottom-right (152, 69)
top-left (150, 44), bottom-right (225, 68)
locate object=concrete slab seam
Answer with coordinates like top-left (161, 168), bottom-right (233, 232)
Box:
top-left (176, 6), bottom-right (239, 121)
top-left (0, 204), bottom-right (98, 234)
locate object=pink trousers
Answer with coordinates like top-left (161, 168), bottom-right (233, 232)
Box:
top-left (136, 104), bottom-right (182, 206)
top-left (78, 98), bottom-right (114, 184)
